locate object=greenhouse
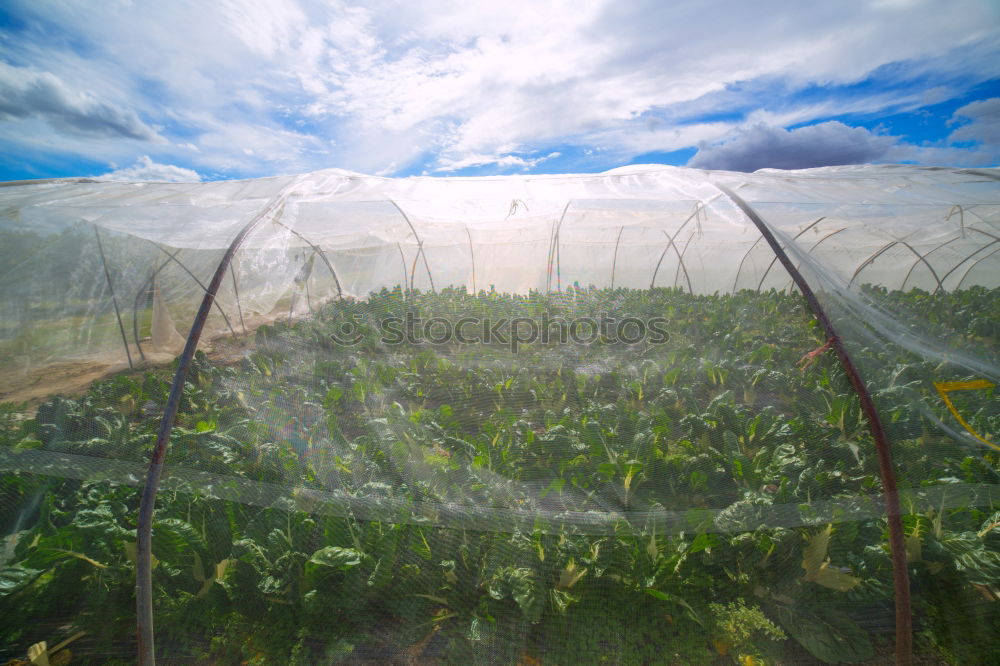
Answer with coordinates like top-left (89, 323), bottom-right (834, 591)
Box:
top-left (0, 164), bottom-right (997, 664)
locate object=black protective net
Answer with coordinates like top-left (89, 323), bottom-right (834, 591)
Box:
top-left (0, 165), bottom-right (997, 665)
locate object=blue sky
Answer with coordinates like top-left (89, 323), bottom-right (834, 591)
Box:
top-left (0, 0), bottom-right (998, 182)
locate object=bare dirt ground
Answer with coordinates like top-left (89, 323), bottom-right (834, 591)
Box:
top-left (0, 313), bottom-right (278, 410)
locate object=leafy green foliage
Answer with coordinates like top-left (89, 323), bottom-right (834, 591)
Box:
top-left (0, 285), bottom-right (997, 664)
top-left (709, 599), bottom-right (785, 662)
top-left (771, 602), bottom-right (874, 664)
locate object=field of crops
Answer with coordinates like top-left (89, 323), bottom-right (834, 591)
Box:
top-left (1, 285), bottom-right (998, 664)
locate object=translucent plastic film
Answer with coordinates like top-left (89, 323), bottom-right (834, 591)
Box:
top-left (1, 165), bottom-right (998, 664)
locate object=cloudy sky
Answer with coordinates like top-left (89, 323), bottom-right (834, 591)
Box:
top-left (0, 0), bottom-right (998, 182)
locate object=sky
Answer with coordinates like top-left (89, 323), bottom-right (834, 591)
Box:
top-left (0, 0), bottom-right (998, 182)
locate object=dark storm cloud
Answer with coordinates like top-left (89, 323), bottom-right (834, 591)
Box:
top-left (688, 121), bottom-right (896, 172)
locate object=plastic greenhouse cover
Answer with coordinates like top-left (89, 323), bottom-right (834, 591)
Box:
top-left (0, 164), bottom-right (998, 664)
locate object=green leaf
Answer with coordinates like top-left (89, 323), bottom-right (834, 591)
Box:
top-left (324, 386), bottom-right (344, 406)
top-left (308, 546), bottom-right (363, 571)
top-left (689, 532), bottom-right (715, 554)
top-left (773, 603), bottom-right (873, 663)
top-left (510, 571), bottom-right (543, 623)
top-left (152, 518), bottom-right (210, 568)
top-left (42, 548), bottom-right (108, 569)
top-left (540, 477), bottom-right (565, 499)
top-left (0, 564), bottom-right (43, 597)
top-left (936, 531), bottom-right (1000, 586)
top-left (801, 525), bottom-right (860, 592)
top-left (550, 588), bottom-right (578, 613)
top-left (488, 567), bottom-right (543, 623)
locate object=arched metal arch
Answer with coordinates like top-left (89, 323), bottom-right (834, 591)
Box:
top-left (390, 200), bottom-right (435, 293)
top-left (546, 202), bottom-right (571, 293)
top-left (674, 199), bottom-right (711, 293)
top-left (132, 247), bottom-right (247, 360)
top-left (649, 201), bottom-right (709, 292)
top-left (848, 240), bottom-right (944, 293)
top-left (779, 227), bottom-right (849, 293)
top-left (271, 217), bottom-right (345, 300)
top-left (146, 241), bottom-right (239, 339)
top-left (900, 227), bottom-right (1000, 292)
top-left (610, 226), bottom-right (624, 290)
top-left (752, 217), bottom-right (826, 293)
top-left (396, 243), bottom-right (410, 292)
top-left (136, 194), bottom-right (290, 665)
top-left (732, 216), bottom-right (822, 292)
top-left (714, 184), bottom-right (913, 666)
top-left (650, 228), bottom-right (694, 293)
top-left (93, 225), bottom-right (134, 371)
top-left (465, 225), bottom-right (477, 294)
top-left (775, 227), bottom-right (850, 294)
top-left (230, 263), bottom-right (247, 335)
top-left (956, 245), bottom-right (1000, 288)
top-left (899, 237), bottom-right (962, 292)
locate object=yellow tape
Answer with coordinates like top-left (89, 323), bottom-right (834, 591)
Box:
top-left (934, 380), bottom-right (995, 392)
top-left (933, 380), bottom-right (998, 451)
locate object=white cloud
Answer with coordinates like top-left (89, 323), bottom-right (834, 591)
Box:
top-left (0, 0), bottom-right (997, 175)
top-left (435, 151), bottom-right (561, 172)
top-left (862, 97), bottom-right (1000, 167)
top-left (948, 97), bottom-right (1000, 147)
top-left (99, 155), bottom-right (202, 182)
top-left (219, 0), bottom-right (307, 59)
top-left (0, 62), bottom-right (159, 140)
top-left (688, 122), bottom-right (897, 172)
top-left (583, 122), bottom-right (732, 162)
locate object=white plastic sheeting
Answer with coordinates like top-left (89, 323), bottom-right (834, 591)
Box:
top-left (0, 164), bottom-right (997, 395)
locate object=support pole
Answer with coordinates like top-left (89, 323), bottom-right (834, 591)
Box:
top-left (651, 229), bottom-right (694, 294)
top-left (271, 219), bottom-right (344, 300)
top-left (546, 202), bottom-right (570, 293)
top-left (133, 250), bottom-right (182, 359)
top-left (465, 225), bottom-right (476, 294)
top-left (148, 242), bottom-right (239, 339)
top-left (650, 203), bottom-right (707, 292)
top-left (397, 243), bottom-right (410, 293)
top-left (610, 226), bottom-right (624, 290)
top-left (93, 225), bottom-right (133, 371)
top-left (230, 262), bottom-right (247, 335)
top-left (135, 195), bottom-right (287, 665)
top-left (715, 184), bottom-right (913, 666)
top-left (133, 272), bottom-right (153, 363)
top-left (390, 201), bottom-right (435, 293)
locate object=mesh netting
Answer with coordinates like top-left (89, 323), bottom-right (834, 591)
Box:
top-left (0, 165), bottom-right (998, 664)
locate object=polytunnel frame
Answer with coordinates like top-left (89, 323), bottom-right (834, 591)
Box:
top-left (135, 194), bottom-right (289, 664)
top-left (92, 224), bottom-right (134, 371)
top-left (271, 216), bottom-right (345, 301)
top-left (123, 186), bottom-right (982, 665)
top-left (392, 200), bottom-right (436, 293)
top-left (648, 199), bottom-right (708, 292)
top-left (129, 247), bottom-right (241, 363)
top-left (547, 198), bottom-right (707, 294)
top-left (716, 184), bottom-right (913, 666)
